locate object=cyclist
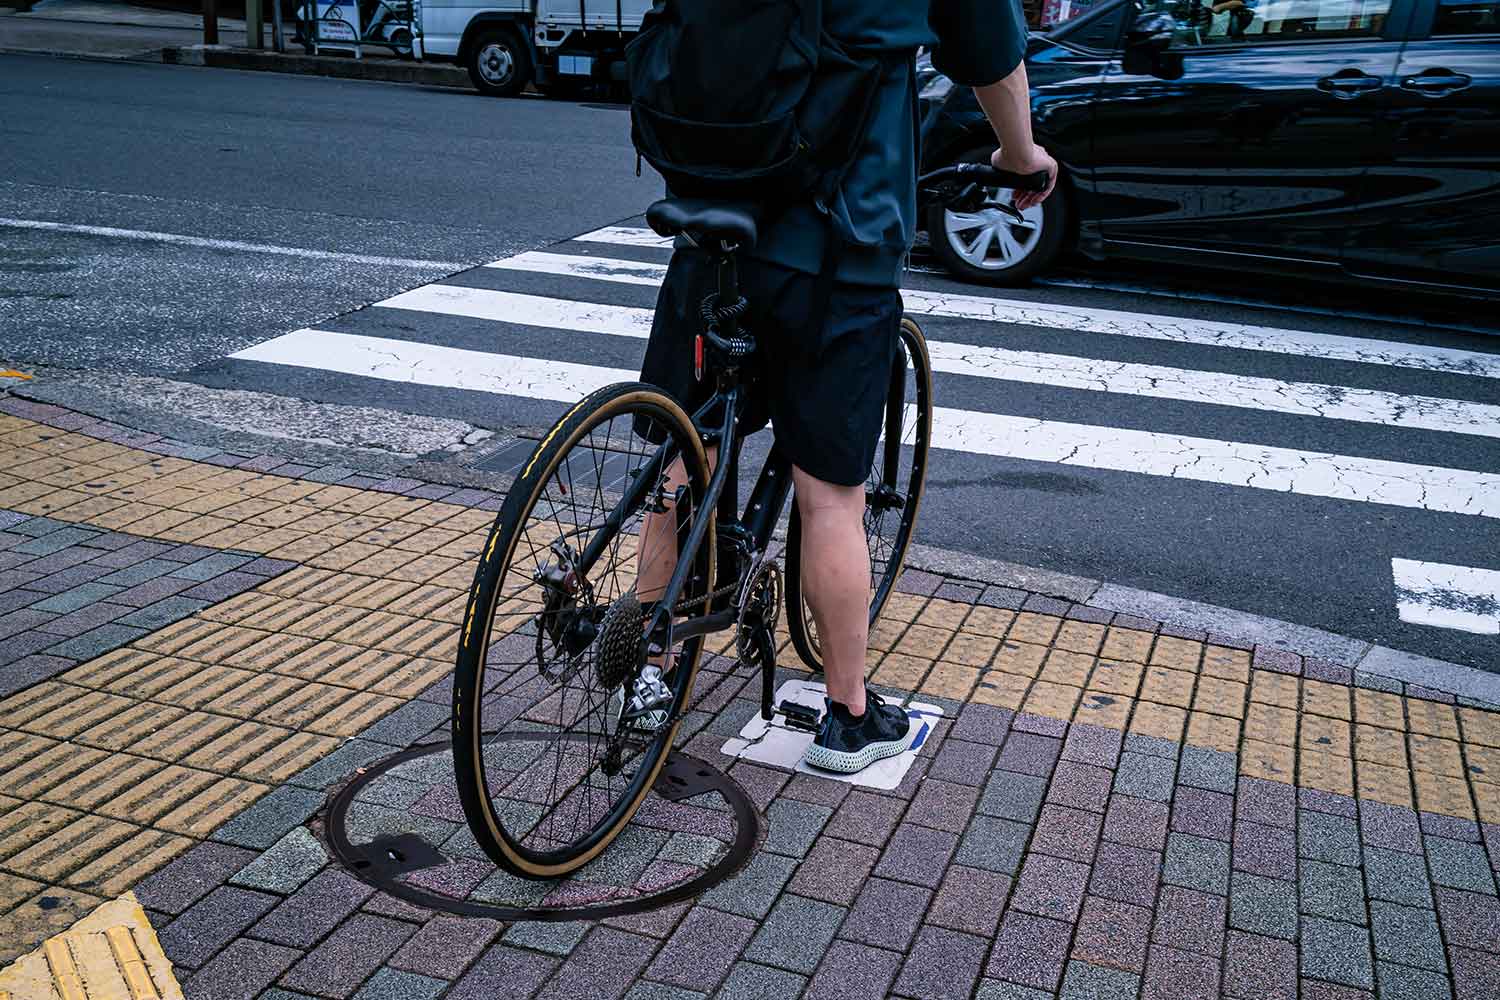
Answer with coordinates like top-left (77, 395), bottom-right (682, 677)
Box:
top-left (638, 0), bottom-right (1056, 774)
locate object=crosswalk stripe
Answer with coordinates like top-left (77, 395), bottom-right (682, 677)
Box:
top-left (564, 232), bottom-right (1500, 379)
top-left (382, 279), bottom-right (1500, 439)
top-left (233, 328), bottom-right (624, 401)
top-left (230, 328), bottom-right (1500, 520)
top-left (1391, 558), bottom-right (1500, 635)
top-left (381, 284), bottom-right (654, 337)
top-left (573, 226), bottom-right (673, 249)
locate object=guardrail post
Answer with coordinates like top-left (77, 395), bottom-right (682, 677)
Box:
top-left (203, 0), bottom-right (219, 44)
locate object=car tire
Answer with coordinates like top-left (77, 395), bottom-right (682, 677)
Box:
top-left (926, 147), bottom-right (1067, 286)
top-left (467, 26), bottom-right (532, 97)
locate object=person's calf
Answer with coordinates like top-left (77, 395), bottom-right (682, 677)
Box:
top-left (791, 465), bottom-right (871, 716)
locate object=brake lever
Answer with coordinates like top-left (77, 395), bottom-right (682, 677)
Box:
top-left (945, 181), bottom-right (1027, 224)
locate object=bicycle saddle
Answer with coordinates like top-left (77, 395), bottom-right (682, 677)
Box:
top-left (646, 198), bottom-right (758, 250)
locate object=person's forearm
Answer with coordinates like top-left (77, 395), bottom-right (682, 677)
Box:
top-left (974, 62), bottom-right (1035, 154)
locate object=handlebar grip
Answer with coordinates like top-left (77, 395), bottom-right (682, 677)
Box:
top-left (951, 162), bottom-right (1051, 191)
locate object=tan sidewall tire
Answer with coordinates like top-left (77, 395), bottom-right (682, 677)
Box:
top-left (452, 383), bottom-right (713, 879)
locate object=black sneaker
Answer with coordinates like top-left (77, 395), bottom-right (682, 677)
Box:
top-left (802, 690), bottom-right (911, 774)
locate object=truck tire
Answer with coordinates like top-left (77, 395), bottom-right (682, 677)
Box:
top-left (467, 26), bottom-right (532, 97)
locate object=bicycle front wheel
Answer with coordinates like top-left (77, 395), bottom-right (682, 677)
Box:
top-left (786, 317), bottom-right (933, 673)
top-left (452, 383), bottom-right (715, 879)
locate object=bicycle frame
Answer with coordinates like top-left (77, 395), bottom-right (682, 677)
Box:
top-left (574, 248), bottom-right (794, 723)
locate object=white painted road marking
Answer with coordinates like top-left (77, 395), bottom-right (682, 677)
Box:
top-left (231, 328), bottom-right (625, 402)
top-left (0, 218), bottom-right (465, 270)
top-left (1391, 558), bottom-right (1500, 635)
top-left (231, 328), bottom-right (1500, 519)
top-left (572, 225), bottom-right (674, 249)
top-left (561, 233), bottom-right (1500, 379)
top-left (385, 279), bottom-right (1500, 439)
top-left (1036, 276), bottom-right (1500, 338)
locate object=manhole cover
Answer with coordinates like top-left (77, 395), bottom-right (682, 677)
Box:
top-left (324, 738), bottom-right (759, 920)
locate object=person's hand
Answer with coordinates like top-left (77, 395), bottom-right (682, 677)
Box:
top-left (993, 144), bottom-right (1057, 211)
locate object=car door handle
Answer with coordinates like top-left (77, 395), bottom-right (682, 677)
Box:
top-left (1400, 69), bottom-right (1473, 96)
top-left (1316, 69), bottom-right (1384, 98)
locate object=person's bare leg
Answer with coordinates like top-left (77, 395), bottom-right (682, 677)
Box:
top-left (791, 465), bottom-right (870, 716)
top-left (637, 449), bottom-right (717, 649)
top-left (636, 455), bottom-right (690, 607)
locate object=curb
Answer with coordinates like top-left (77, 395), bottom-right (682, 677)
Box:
top-left (904, 543), bottom-right (1500, 707)
top-left (0, 43), bottom-right (163, 61)
top-left (13, 374), bottom-right (1500, 709)
top-left (162, 43), bottom-right (470, 87)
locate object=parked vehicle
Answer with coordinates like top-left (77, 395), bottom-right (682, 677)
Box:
top-left (419, 0), bottom-right (649, 96)
top-left (918, 0), bottom-right (1499, 295)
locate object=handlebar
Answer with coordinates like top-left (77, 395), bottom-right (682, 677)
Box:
top-left (917, 162), bottom-right (1051, 191)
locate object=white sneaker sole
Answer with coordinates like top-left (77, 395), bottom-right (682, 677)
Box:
top-left (802, 734), bottom-right (908, 774)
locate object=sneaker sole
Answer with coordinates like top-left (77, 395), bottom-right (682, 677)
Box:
top-left (801, 734), bottom-right (908, 774)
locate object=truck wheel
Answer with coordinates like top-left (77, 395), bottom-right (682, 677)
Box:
top-left (467, 27), bottom-right (532, 97)
top-left (389, 27), bottom-right (414, 59)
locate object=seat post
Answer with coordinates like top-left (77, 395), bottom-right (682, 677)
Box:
top-left (715, 249), bottom-right (741, 339)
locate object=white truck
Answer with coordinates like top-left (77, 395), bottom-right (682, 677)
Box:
top-left (420, 0), bottom-right (653, 96)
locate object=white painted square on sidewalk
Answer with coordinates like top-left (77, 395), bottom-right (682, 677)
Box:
top-left (720, 678), bottom-right (943, 791)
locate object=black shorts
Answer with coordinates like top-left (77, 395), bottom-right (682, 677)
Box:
top-left (639, 250), bottom-right (902, 488)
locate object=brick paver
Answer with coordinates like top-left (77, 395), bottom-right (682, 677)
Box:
top-left (3, 398), bottom-right (1500, 999)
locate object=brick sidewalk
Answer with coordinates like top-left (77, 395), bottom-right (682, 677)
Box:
top-left (1, 397), bottom-right (1498, 999)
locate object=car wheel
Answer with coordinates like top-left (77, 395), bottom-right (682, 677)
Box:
top-left (467, 27), bottom-right (532, 97)
top-left (926, 148), bottom-right (1067, 286)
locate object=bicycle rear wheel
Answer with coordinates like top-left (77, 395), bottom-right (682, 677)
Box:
top-left (786, 317), bottom-right (933, 673)
top-left (452, 383), bottom-right (715, 879)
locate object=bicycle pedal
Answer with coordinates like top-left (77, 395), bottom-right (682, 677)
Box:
top-left (777, 700), bottom-right (822, 734)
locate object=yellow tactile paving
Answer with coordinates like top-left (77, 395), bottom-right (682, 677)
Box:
top-left (943, 632), bottom-right (1001, 668)
top-left (1008, 612), bottom-right (1062, 647)
top-left (1100, 626), bottom-right (1152, 663)
top-left (1150, 636), bottom-right (1203, 671)
top-left (1053, 621), bottom-right (1105, 656)
top-left (992, 640), bottom-right (1048, 679)
top-left (1300, 749), bottom-right (1355, 797)
top-left (1038, 649), bottom-right (1093, 688)
top-left (1251, 671), bottom-right (1300, 710)
top-left (7, 408), bottom-right (1500, 968)
top-left (1139, 666), bottom-right (1194, 709)
top-left (1303, 679), bottom-right (1353, 721)
top-left (0, 894), bottom-right (183, 1000)
top-left (1187, 712), bottom-right (1240, 753)
top-left (1077, 691), bottom-right (1132, 730)
top-left (1088, 660), bottom-right (1142, 697)
top-left (1130, 701), bottom-right (1187, 743)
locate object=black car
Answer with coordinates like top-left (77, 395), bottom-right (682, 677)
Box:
top-left (917, 0), bottom-right (1499, 295)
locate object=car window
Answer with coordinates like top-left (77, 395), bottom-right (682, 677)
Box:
top-left (1432, 0), bottom-right (1499, 33)
top-left (1140, 0), bottom-right (1393, 44)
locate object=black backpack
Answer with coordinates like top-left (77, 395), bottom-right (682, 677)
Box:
top-left (625, 0), bottom-right (891, 210)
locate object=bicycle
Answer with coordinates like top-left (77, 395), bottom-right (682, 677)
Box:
top-left (452, 163), bottom-right (1049, 879)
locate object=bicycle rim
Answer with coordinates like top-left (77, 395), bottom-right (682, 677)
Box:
top-left (452, 384), bottom-right (714, 878)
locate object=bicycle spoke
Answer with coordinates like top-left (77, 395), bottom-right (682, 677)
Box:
top-left (462, 398), bottom-right (708, 865)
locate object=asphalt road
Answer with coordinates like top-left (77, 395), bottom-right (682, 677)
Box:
top-left (1, 53), bottom-right (656, 371)
top-left (4, 54), bottom-right (1499, 671)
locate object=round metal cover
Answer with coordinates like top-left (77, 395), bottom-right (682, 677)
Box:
top-left (324, 737), bottom-right (759, 920)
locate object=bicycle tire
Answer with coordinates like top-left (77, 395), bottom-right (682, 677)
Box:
top-left (785, 317), bottom-right (933, 674)
top-left (452, 382), bottom-right (715, 879)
